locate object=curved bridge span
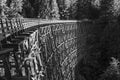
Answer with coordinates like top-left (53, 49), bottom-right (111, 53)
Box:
top-left (0, 18), bottom-right (93, 80)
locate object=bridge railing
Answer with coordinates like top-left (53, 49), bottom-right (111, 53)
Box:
top-left (0, 18), bottom-right (92, 80)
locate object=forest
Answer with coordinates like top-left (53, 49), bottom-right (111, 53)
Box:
top-left (0, 0), bottom-right (120, 20)
top-left (1, 0), bottom-right (120, 80)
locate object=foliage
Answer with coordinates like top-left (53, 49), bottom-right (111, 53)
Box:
top-left (36, 0), bottom-right (60, 19)
top-left (76, 0), bottom-right (101, 20)
top-left (68, 1), bottom-right (78, 19)
top-left (50, 0), bottom-right (60, 19)
top-left (0, 0), bottom-right (7, 18)
top-left (76, 0), bottom-right (120, 20)
top-left (92, 0), bottom-right (120, 20)
top-left (7, 0), bottom-right (23, 18)
top-left (61, 0), bottom-right (78, 20)
top-left (91, 0), bottom-right (101, 9)
top-left (99, 57), bottom-right (120, 80)
top-left (1, 0), bottom-right (120, 20)
top-left (0, 0), bottom-right (23, 18)
top-left (22, 0), bottom-right (35, 18)
top-left (0, 0), bottom-right (7, 8)
top-left (37, 0), bottom-right (51, 19)
top-left (110, 0), bottom-right (120, 17)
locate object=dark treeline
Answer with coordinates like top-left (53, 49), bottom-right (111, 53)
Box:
top-left (1, 0), bottom-right (120, 20)
top-left (0, 0), bottom-right (77, 19)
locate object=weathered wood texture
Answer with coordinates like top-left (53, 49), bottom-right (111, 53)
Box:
top-left (0, 18), bottom-right (91, 80)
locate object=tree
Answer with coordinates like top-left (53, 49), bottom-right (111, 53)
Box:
top-left (110, 0), bottom-right (120, 17)
top-left (50, 0), bottom-right (60, 19)
top-left (7, 0), bottom-right (23, 18)
top-left (76, 0), bottom-right (101, 20)
top-left (37, 0), bottom-right (51, 19)
top-left (22, 0), bottom-right (35, 18)
top-left (0, 0), bottom-right (7, 18)
top-left (68, 0), bottom-right (78, 19)
top-left (56, 0), bottom-right (78, 20)
top-left (0, 0), bottom-right (23, 18)
top-left (91, 0), bottom-right (101, 9)
top-left (56, 0), bottom-right (65, 19)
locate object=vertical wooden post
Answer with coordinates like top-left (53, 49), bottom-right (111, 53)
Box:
top-left (3, 56), bottom-right (11, 80)
top-left (13, 52), bottom-right (22, 76)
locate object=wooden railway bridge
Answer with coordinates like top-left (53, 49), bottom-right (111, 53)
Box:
top-left (0, 18), bottom-right (95, 80)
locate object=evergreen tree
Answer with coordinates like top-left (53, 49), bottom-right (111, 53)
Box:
top-left (0, 0), bottom-right (7, 18)
top-left (56, 0), bottom-right (65, 19)
top-left (68, 0), bottom-right (78, 19)
top-left (22, 0), bottom-right (35, 18)
top-left (7, 0), bottom-right (23, 18)
top-left (56, 0), bottom-right (78, 20)
top-left (50, 0), bottom-right (60, 19)
top-left (110, 0), bottom-right (120, 17)
top-left (0, 0), bottom-right (23, 18)
top-left (76, 0), bottom-right (99, 20)
top-left (38, 0), bottom-right (51, 19)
